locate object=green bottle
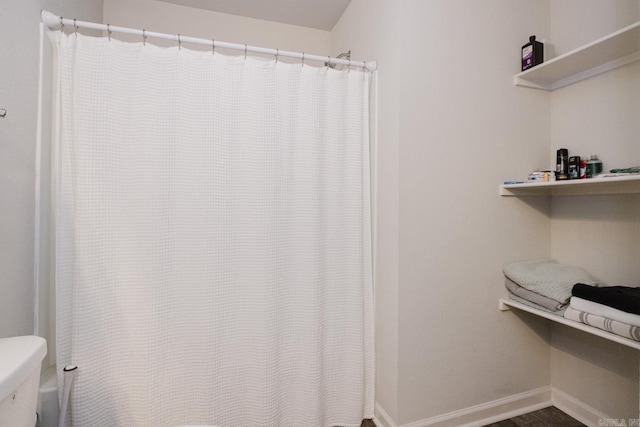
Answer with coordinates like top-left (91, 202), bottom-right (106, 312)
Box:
top-left (586, 154), bottom-right (603, 178)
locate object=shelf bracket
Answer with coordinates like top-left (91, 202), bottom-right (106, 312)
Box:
top-left (499, 300), bottom-right (511, 311)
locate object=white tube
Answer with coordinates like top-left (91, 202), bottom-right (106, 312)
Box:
top-left (40, 10), bottom-right (377, 71)
top-left (58, 365), bottom-right (78, 427)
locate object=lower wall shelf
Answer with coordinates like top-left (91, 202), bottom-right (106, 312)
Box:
top-left (499, 298), bottom-right (640, 350)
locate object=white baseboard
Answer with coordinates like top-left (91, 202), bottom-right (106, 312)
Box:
top-left (374, 386), bottom-right (552, 427)
top-left (552, 387), bottom-right (611, 427)
top-left (373, 401), bottom-right (397, 427)
top-left (374, 385), bottom-right (616, 427)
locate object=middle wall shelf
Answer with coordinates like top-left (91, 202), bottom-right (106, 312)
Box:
top-left (500, 175), bottom-right (640, 196)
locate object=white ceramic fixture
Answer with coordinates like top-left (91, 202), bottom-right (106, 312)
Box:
top-left (0, 336), bottom-right (47, 427)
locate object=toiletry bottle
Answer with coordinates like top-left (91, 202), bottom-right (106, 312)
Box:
top-left (555, 148), bottom-right (569, 180)
top-left (568, 156), bottom-right (580, 179)
top-left (586, 154), bottom-right (603, 178)
top-left (580, 158), bottom-right (587, 179)
top-left (522, 35), bottom-right (544, 71)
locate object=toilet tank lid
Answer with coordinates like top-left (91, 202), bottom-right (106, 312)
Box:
top-left (0, 335), bottom-right (47, 402)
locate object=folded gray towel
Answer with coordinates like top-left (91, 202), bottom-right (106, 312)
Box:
top-left (507, 291), bottom-right (566, 316)
top-left (503, 258), bottom-right (599, 305)
top-left (505, 277), bottom-right (567, 311)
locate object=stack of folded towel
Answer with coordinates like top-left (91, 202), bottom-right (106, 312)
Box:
top-left (503, 258), bottom-right (640, 341)
top-left (503, 258), bottom-right (599, 315)
top-left (565, 284), bottom-right (640, 342)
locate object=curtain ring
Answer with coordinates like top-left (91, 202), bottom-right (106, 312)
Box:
top-left (301, 52), bottom-right (305, 67)
top-left (73, 19), bottom-right (78, 37)
top-left (107, 24), bottom-right (111, 41)
top-left (59, 16), bottom-right (64, 33)
top-left (244, 44), bottom-right (247, 60)
top-left (326, 56), bottom-right (331, 68)
top-left (275, 48), bottom-right (279, 63)
top-left (142, 29), bottom-right (146, 46)
top-left (178, 34), bottom-right (181, 50)
top-left (212, 39), bottom-right (215, 55)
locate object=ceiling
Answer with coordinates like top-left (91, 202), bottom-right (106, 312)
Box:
top-left (155, 0), bottom-right (352, 31)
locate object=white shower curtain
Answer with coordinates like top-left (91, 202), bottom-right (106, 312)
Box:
top-left (53, 33), bottom-right (373, 427)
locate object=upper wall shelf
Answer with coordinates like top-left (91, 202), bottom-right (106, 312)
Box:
top-left (500, 175), bottom-right (640, 196)
top-left (514, 21), bottom-right (640, 90)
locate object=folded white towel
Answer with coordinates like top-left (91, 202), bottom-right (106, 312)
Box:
top-left (570, 297), bottom-right (640, 328)
top-left (564, 306), bottom-right (640, 341)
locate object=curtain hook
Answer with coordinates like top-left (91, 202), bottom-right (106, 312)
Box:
top-left (326, 56), bottom-right (331, 68)
top-left (244, 44), bottom-right (247, 60)
top-left (212, 39), bottom-right (215, 55)
top-left (142, 29), bottom-right (146, 46)
top-left (73, 19), bottom-right (78, 37)
top-left (178, 34), bottom-right (181, 50)
top-left (301, 52), bottom-right (305, 67)
top-left (275, 48), bottom-right (279, 63)
top-left (60, 16), bottom-right (64, 33)
top-left (107, 24), bottom-right (111, 41)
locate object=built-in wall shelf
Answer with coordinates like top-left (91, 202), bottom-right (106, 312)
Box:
top-left (499, 298), bottom-right (640, 351)
top-left (514, 21), bottom-right (640, 90)
top-left (500, 175), bottom-right (640, 196)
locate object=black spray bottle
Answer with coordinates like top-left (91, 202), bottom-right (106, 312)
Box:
top-left (522, 35), bottom-right (544, 71)
top-left (555, 148), bottom-right (569, 180)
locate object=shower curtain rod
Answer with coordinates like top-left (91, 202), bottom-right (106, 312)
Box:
top-left (40, 10), bottom-right (377, 72)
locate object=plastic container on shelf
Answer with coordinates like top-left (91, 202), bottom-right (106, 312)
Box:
top-left (586, 154), bottom-right (603, 178)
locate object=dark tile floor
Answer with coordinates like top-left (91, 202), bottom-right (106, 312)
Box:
top-left (356, 406), bottom-right (584, 427)
top-left (483, 406), bottom-right (585, 426)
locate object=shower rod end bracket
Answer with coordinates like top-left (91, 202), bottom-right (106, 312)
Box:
top-left (41, 10), bottom-right (60, 30)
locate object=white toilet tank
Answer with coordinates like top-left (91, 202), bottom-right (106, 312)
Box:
top-left (0, 336), bottom-right (47, 427)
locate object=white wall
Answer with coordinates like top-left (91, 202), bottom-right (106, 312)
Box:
top-left (548, 0), bottom-right (640, 420)
top-left (550, 0), bottom-right (640, 56)
top-left (103, 0), bottom-right (331, 59)
top-left (0, 0), bottom-right (103, 340)
top-left (397, 1), bottom-right (552, 423)
top-left (336, 0), bottom-right (553, 425)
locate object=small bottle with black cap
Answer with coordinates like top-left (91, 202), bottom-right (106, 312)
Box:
top-left (522, 35), bottom-right (544, 71)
